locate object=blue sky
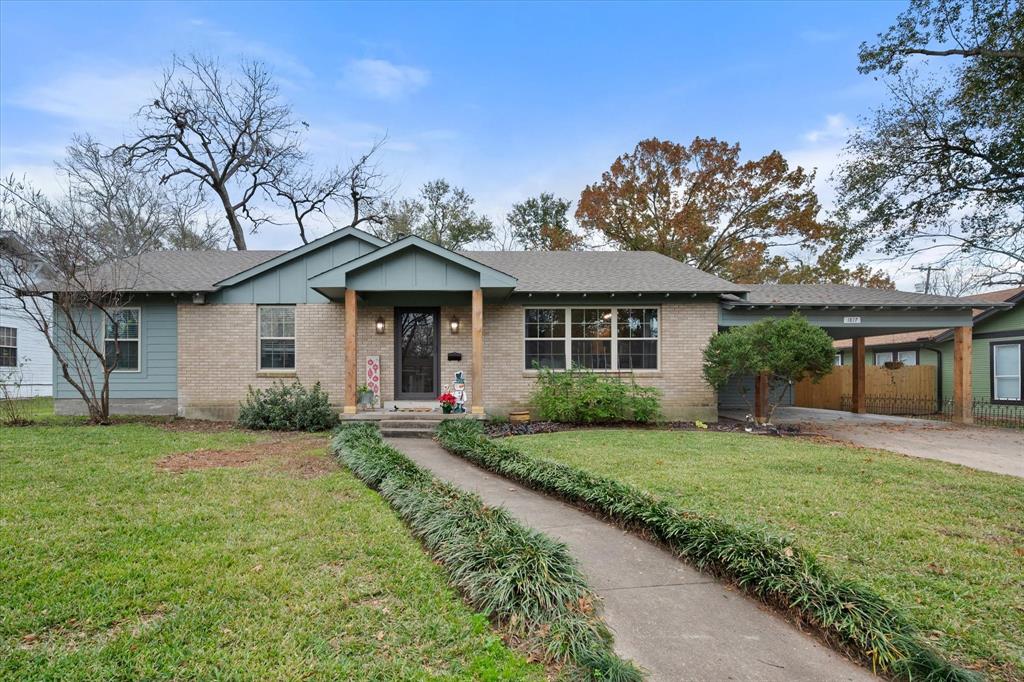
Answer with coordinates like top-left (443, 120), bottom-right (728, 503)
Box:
top-left (0, 1), bottom-right (915, 281)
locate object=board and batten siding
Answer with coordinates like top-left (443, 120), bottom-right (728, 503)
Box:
top-left (53, 298), bottom-right (178, 404)
top-left (939, 303), bottom-right (1024, 403)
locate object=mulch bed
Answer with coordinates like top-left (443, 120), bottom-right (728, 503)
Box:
top-left (484, 420), bottom-right (801, 438)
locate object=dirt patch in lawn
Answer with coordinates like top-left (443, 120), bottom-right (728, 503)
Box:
top-left (151, 418), bottom-right (241, 433)
top-left (156, 434), bottom-right (331, 474)
top-left (18, 608), bottom-right (168, 652)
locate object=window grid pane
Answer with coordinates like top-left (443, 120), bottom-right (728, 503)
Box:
top-left (525, 309), bottom-right (566, 369)
top-left (260, 339), bottom-right (296, 369)
top-left (993, 344), bottom-right (1021, 401)
top-left (0, 326), bottom-right (16, 347)
top-left (571, 339), bottom-right (611, 369)
top-left (260, 307), bottom-right (295, 338)
top-left (525, 307), bottom-right (659, 372)
top-left (105, 310), bottom-right (139, 340)
top-left (525, 340), bottom-right (566, 370)
top-left (104, 340), bottom-right (139, 371)
top-left (571, 309), bottom-right (611, 339)
top-left (0, 347), bottom-right (14, 367)
top-left (897, 351), bottom-right (917, 366)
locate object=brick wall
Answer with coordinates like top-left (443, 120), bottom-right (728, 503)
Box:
top-left (177, 300), bottom-right (718, 421)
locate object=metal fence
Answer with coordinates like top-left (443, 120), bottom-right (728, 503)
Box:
top-left (839, 395), bottom-right (1024, 429)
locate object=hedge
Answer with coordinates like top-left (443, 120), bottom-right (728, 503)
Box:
top-left (434, 419), bottom-right (979, 682)
top-left (331, 423), bottom-right (642, 681)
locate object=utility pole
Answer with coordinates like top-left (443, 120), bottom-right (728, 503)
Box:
top-left (913, 265), bottom-right (945, 294)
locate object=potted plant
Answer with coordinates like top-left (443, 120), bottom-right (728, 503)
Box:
top-left (438, 392), bottom-right (457, 414)
top-left (356, 384), bottom-right (375, 408)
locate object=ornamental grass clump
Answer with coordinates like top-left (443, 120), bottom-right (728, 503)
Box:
top-left (434, 419), bottom-right (979, 682)
top-left (331, 423), bottom-right (642, 681)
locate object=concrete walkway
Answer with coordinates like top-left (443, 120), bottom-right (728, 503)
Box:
top-left (388, 438), bottom-right (874, 682)
top-left (722, 407), bottom-right (1023, 478)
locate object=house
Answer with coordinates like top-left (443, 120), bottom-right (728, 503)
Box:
top-left (44, 227), bottom-right (1003, 422)
top-left (0, 231), bottom-right (53, 398)
top-left (833, 287), bottom-right (1024, 408)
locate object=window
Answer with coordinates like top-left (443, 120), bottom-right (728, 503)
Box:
top-left (833, 353), bottom-right (843, 366)
top-left (992, 342), bottom-right (1022, 403)
top-left (524, 307), bottom-right (659, 371)
top-left (259, 306), bottom-right (295, 370)
top-left (0, 326), bottom-right (16, 368)
top-left (873, 351), bottom-right (893, 366)
top-left (524, 308), bottom-right (566, 369)
top-left (104, 309), bottom-right (140, 372)
top-left (897, 350), bottom-right (918, 366)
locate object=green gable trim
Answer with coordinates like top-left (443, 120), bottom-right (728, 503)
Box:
top-left (307, 236), bottom-right (518, 296)
top-left (213, 226), bottom-right (387, 289)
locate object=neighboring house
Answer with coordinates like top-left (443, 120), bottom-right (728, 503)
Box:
top-left (45, 227), bottom-right (998, 421)
top-left (834, 287), bottom-right (1024, 408)
top-left (0, 232), bottom-right (53, 398)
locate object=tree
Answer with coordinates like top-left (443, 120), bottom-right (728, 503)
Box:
top-left (377, 179), bottom-right (494, 249)
top-left (836, 0), bottom-right (1024, 287)
top-left (702, 315), bottom-right (835, 424)
top-left (576, 137), bottom-right (874, 283)
top-left (507, 193), bottom-right (585, 250)
top-left (0, 175), bottom-right (148, 424)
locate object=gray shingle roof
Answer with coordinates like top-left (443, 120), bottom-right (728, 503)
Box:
top-left (724, 284), bottom-right (988, 308)
top-left (65, 250), bottom-right (286, 293)
top-left (461, 251), bottom-right (746, 293)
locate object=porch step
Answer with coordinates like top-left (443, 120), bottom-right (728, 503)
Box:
top-left (380, 426), bottom-right (436, 438)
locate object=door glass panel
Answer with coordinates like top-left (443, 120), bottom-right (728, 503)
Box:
top-left (399, 311), bottom-right (436, 396)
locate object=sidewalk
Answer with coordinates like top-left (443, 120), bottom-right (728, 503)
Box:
top-left (388, 438), bottom-right (875, 682)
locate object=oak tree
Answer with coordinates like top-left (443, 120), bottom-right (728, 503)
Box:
top-left (507, 193), bottom-right (585, 250)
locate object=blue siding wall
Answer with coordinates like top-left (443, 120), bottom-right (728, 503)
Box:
top-left (53, 298), bottom-right (177, 400)
top-left (212, 236), bottom-right (377, 304)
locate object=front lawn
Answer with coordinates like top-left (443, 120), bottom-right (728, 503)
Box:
top-left (512, 429), bottom-right (1024, 680)
top-left (0, 420), bottom-right (543, 680)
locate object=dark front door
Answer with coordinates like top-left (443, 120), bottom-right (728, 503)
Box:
top-left (395, 308), bottom-right (440, 400)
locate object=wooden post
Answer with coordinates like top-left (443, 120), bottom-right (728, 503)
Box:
top-left (754, 371), bottom-right (769, 424)
top-left (952, 326), bottom-right (973, 424)
top-left (344, 288), bottom-right (358, 414)
top-left (852, 337), bottom-right (866, 414)
top-left (471, 288), bottom-right (484, 415)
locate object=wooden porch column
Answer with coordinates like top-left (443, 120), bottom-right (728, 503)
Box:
top-left (852, 337), bottom-right (866, 414)
top-left (952, 326), bottom-right (973, 424)
top-left (343, 288), bottom-right (358, 414)
top-left (471, 288), bottom-right (484, 415)
top-left (754, 371), bottom-right (769, 424)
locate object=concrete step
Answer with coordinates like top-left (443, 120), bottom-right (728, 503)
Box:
top-left (380, 426), bottom-right (435, 438)
top-left (380, 419), bottom-right (446, 429)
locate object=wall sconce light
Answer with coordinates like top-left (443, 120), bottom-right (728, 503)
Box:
top-left (449, 316), bottom-right (460, 334)
top-left (375, 316), bottom-right (385, 334)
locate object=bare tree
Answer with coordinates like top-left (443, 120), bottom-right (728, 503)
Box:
top-left (1, 176), bottom-right (148, 423)
top-left (120, 55), bottom-right (304, 250)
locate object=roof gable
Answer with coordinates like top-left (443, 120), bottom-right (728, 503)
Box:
top-left (214, 226), bottom-right (386, 288)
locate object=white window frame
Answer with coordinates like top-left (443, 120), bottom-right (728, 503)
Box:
top-left (258, 305), bottom-right (297, 371)
top-left (897, 350), bottom-right (918, 366)
top-left (523, 306), bottom-right (661, 372)
top-left (103, 307), bottom-right (141, 373)
top-left (991, 342), bottom-right (1022, 404)
top-left (833, 353), bottom-right (843, 366)
top-left (0, 326), bottom-right (16, 368)
top-left (873, 351), bottom-right (893, 366)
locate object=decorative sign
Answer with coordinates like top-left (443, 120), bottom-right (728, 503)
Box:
top-left (843, 316), bottom-right (862, 324)
top-left (365, 356), bottom-right (381, 398)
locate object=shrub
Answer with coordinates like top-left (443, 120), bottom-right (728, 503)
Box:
top-left (531, 365), bottom-right (662, 423)
top-left (238, 380), bottom-right (338, 431)
top-left (331, 424), bottom-right (641, 681)
top-left (435, 419), bottom-right (978, 682)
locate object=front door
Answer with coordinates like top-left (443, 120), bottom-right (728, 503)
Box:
top-left (395, 308), bottom-right (440, 400)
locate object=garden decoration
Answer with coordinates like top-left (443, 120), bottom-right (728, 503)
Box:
top-left (451, 370), bottom-right (467, 413)
top-left (438, 391), bottom-right (457, 413)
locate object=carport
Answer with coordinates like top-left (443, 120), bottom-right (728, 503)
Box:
top-left (718, 285), bottom-right (1010, 424)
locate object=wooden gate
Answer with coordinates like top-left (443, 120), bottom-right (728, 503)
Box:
top-left (795, 365), bottom-right (936, 411)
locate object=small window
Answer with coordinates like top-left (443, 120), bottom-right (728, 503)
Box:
top-left (0, 326), bottom-right (16, 368)
top-left (897, 350), bottom-right (918, 366)
top-left (874, 351), bottom-right (893, 366)
top-left (524, 308), bottom-right (566, 369)
top-left (259, 306), bottom-right (296, 370)
top-left (992, 342), bottom-right (1022, 403)
top-left (833, 353), bottom-right (843, 366)
top-left (104, 309), bottom-right (140, 372)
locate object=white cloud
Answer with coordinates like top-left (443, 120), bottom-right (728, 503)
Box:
top-left (802, 113), bottom-right (851, 144)
top-left (339, 58), bottom-right (430, 99)
top-left (12, 69), bottom-right (158, 128)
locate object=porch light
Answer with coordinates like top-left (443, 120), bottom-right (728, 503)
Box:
top-left (375, 316), bottom-right (385, 334)
top-left (450, 316), bottom-right (460, 334)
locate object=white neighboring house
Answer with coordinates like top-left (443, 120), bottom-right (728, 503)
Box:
top-left (0, 231), bottom-right (53, 397)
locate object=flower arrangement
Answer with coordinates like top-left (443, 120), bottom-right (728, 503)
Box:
top-left (438, 392), bottom-right (457, 413)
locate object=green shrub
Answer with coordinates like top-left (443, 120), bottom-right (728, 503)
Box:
top-left (238, 380), bottom-right (338, 431)
top-left (531, 366), bottom-right (662, 424)
top-left (435, 419), bottom-right (978, 682)
top-left (332, 424), bottom-right (642, 681)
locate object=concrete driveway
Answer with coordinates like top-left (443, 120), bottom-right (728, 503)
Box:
top-left (722, 407), bottom-right (1024, 478)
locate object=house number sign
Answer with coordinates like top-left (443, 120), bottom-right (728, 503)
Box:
top-left (843, 316), bottom-right (862, 324)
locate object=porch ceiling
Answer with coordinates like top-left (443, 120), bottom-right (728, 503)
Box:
top-left (718, 306), bottom-right (979, 340)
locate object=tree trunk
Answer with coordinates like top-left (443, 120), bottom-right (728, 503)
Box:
top-left (215, 186), bottom-right (247, 250)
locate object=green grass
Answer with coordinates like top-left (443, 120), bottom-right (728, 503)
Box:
top-left (0, 421), bottom-right (544, 680)
top-left (511, 429), bottom-right (1024, 680)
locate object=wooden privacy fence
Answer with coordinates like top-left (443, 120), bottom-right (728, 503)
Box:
top-left (795, 365), bottom-right (936, 412)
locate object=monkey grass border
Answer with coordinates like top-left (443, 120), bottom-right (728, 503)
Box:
top-left (330, 423), bottom-right (642, 681)
top-left (434, 419), bottom-right (979, 682)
